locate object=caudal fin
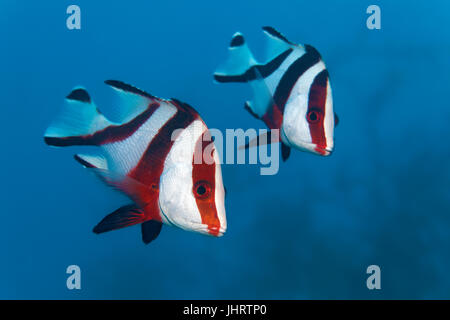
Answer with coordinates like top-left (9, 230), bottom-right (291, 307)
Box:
top-left (44, 87), bottom-right (112, 147)
top-left (214, 29), bottom-right (295, 119)
top-left (213, 32), bottom-right (257, 83)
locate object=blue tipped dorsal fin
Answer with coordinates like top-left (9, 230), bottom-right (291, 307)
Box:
top-left (262, 26), bottom-right (294, 45)
top-left (281, 143), bottom-right (291, 161)
top-left (214, 32), bottom-right (257, 83)
top-left (261, 26), bottom-right (296, 62)
top-left (44, 87), bottom-right (112, 146)
top-left (104, 80), bottom-right (156, 123)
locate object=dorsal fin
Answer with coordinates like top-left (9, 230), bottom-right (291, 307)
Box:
top-left (170, 98), bottom-right (199, 118)
top-left (262, 26), bottom-right (296, 63)
top-left (105, 80), bottom-right (155, 99)
top-left (104, 80), bottom-right (157, 123)
top-left (262, 26), bottom-right (294, 45)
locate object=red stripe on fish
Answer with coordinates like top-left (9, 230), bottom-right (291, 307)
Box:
top-left (192, 130), bottom-right (220, 236)
top-left (262, 103), bottom-right (283, 137)
top-left (127, 102), bottom-right (198, 221)
top-left (307, 69), bottom-right (328, 154)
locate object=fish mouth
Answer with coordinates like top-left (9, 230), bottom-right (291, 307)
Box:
top-left (192, 224), bottom-right (226, 237)
top-left (292, 141), bottom-right (333, 156)
top-left (281, 127), bottom-right (333, 156)
top-left (159, 203), bottom-right (226, 236)
top-left (313, 145), bottom-right (333, 156)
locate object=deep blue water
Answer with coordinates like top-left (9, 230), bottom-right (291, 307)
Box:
top-left (1, 0), bottom-right (450, 299)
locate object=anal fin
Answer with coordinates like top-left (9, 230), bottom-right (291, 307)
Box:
top-left (281, 143), bottom-right (291, 161)
top-left (244, 101), bottom-right (260, 119)
top-left (141, 220), bottom-right (163, 244)
top-left (74, 154), bottom-right (108, 169)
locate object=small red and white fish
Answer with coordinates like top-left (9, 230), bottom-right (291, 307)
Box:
top-left (44, 80), bottom-right (227, 244)
top-left (214, 26), bottom-right (338, 160)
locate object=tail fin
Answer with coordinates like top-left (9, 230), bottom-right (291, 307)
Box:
top-left (214, 32), bottom-right (257, 83)
top-left (214, 29), bottom-right (295, 120)
top-left (44, 87), bottom-right (112, 147)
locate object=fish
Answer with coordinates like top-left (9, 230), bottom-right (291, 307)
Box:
top-left (44, 80), bottom-right (227, 244)
top-left (214, 26), bottom-right (338, 161)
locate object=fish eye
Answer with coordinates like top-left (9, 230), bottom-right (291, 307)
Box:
top-left (306, 109), bottom-right (322, 124)
top-left (193, 180), bottom-right (212, 199)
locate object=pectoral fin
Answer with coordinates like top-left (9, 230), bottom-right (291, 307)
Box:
top-left (239, 130), bottom-right (279, 150)
top-left (93, 204), bottom-right (147, 234)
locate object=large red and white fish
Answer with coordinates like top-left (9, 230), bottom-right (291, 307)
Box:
top-left (44, 80), bottom-right (227, 244)
top-left (214, 26), bottom-right (338, 160)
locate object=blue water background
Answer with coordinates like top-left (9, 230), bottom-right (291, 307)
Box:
top-left (1, 0), bottom-right (449, 299)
